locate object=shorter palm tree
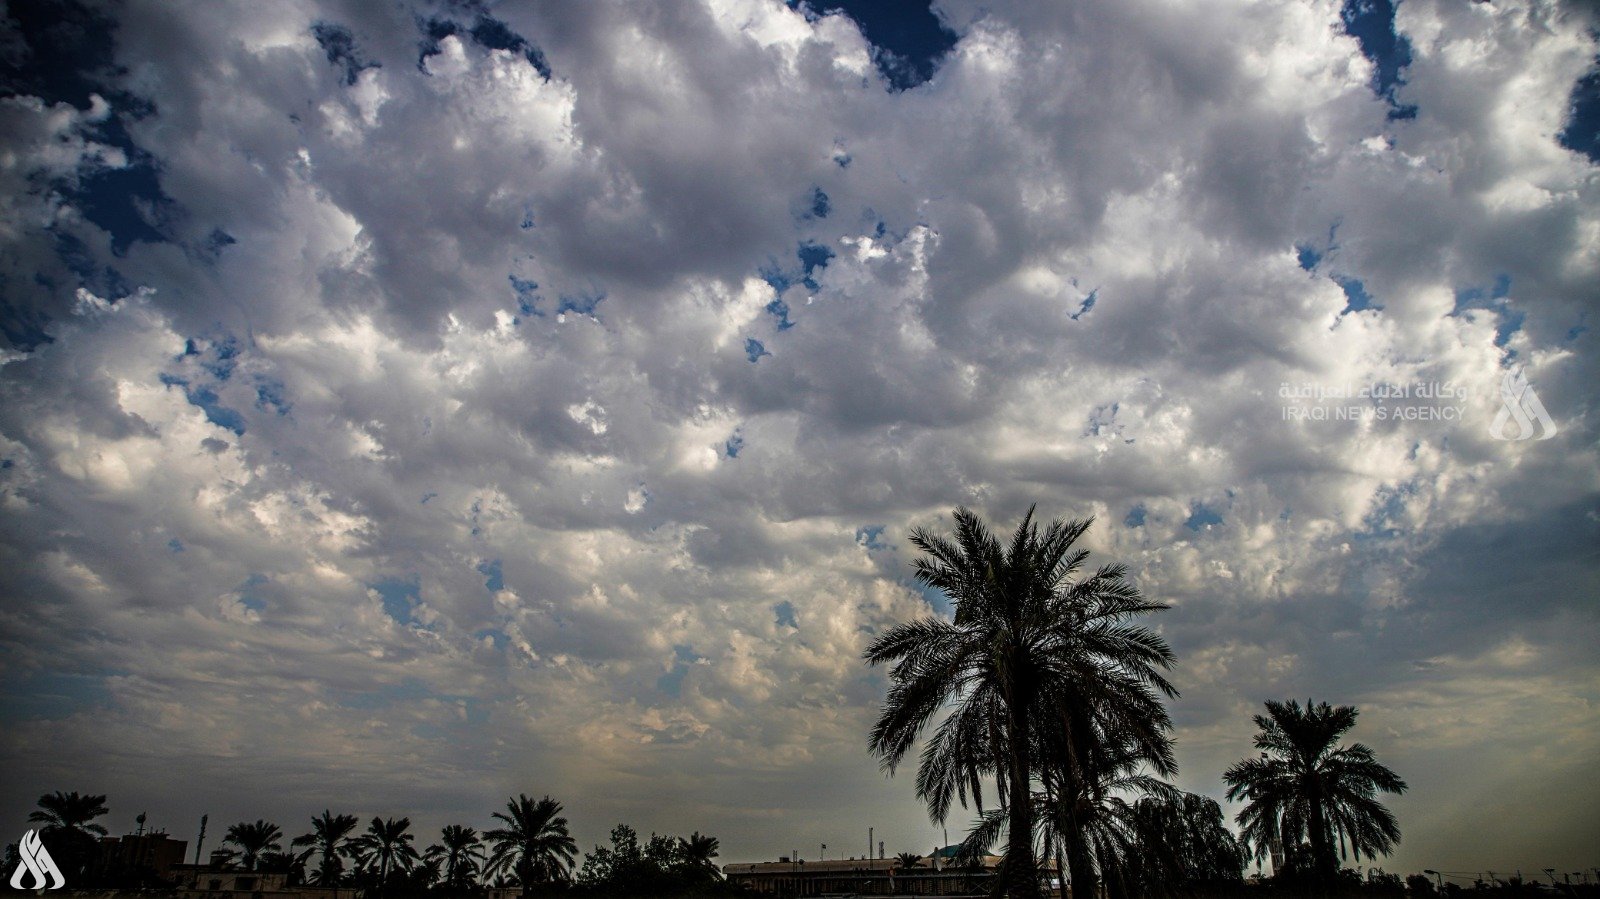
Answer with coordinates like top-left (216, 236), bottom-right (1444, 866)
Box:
top-left (678, 831), bottom-right (720, 881)
top-left (1223, 699), bottom-right (1407, 883)
top-left (427, 825), bottom-right (486, 890)
top-left (28, 791), bottom-right (110, 880)
top-left (484, 795), bottom-right (577, 896)
top-left (291, 811), bottom-right (360, 885)
top-left (28, 791), bottom-right (110, 839)
top-left (257, 850), bottom-right (306, 884)
top-left (224, 821), bottom-right (284, 871)
top-left (894, 852), bottom-right (924, 872)
top-left (351, 817), bottom-right (419, 898)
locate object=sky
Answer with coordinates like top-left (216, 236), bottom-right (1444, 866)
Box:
top-left (1, 0), bottom-right (1598, 883)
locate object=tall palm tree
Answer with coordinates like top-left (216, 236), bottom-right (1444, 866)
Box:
top-left (351, 817), bottom-right (418, 898)
top-left (426, 825), bottom-right (485, 890)
top-left (865, 507), bottom-right (1176, 899)
top-left (1223, 699), bottom-right (1407, 883)
top-left (484, 794), bottom-right (577, 896)
top-left (679, 832), bottom-right (720, 881)
top-left (223, 820), bottom-right (284, 871)
top-left (291, 811), bottom-right (360, 886)
top-left (28, 791), bottom-right (110, 880)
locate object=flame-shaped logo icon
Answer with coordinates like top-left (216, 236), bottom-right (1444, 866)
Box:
top-left (1489, 369), bottom-right (1557, 441)
top-left (10, 830), bottom-right (66, 890)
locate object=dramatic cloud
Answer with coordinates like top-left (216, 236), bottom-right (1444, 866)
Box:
top-left (2, 0), bottom-right (1597, 877)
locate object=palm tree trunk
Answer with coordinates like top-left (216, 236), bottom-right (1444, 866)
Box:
top-left (1308, 785), bottom-right (1337, 885)
top-left (1005, 695), bottom-right (1041, 899)
top-left (1065, 830), bottom-right (1095, 899)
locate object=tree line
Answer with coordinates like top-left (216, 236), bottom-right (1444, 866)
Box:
top-left (9, 792), bottom-right (730, 898)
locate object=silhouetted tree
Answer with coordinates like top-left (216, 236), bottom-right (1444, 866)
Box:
top-left (1123, 792), bottom-right (1246, 897)
top-left (224, 820), bottom-right (284, 871)
top-left (679, 832), bottom-right (720, 881)
top-left (352, 817), bottom-right (420, 899)
top-left (27, 791), bottom-right (109, 882)
top-left (292, 811), bottom-right (360, 885)
top-left (427, 825), bottom-right (485, 891)
top-left (865, 507), bottom-right (1176, 899)
top-left (258, 850), bottom-right (306, 884)
top-left (484, 795), bottom-right (577, 895)
top-left (1223, 700), bottom-right (1406, 885)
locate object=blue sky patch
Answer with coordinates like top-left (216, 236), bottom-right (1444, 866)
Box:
top-left (724, 430), bottom-right (745, 459)
top-left (656, 644), bottom-right (702, 697)
top-left (774, 600), bottom-right (798, 629)
top-left (797, 242), bottom-right (835, 281)
top-left (477, 559), bottom-right (504, 593)
top-left (1296, 244), bottom-right (1323, 271)
top-left (1069, 289), bottom-right (1098, 321)
top-left (1558, 56), bottom-right (1600, 163)
top-left (202, 335), bottom-right (239, 380)
top-left (796, 0), bottom-right (959, 91)
top-left (765, 297), bottom-right (794, 331)
top-left (311, 22), bottom-right (381, 86)
top-left (1, 0), bottom-right (177, 257)
top-left (418, 15), bottom-right (551, 78)
top-left (808, 187), bottom-right (830, 219)
top-left (509, 275), bottom-right (542, 317)
top-left (1124, 504), bottom-right (1147, 528)
top-left (745, 338), bottom-right (770, 362)
top-left (1340, 0), bottom-right (1417, 119)
top-left (164, 379), bottom-right (245, 435)
top-left (761, 242), bottom-right (837, 294)
top-left (372, 577), bottom-right (421, 625)
top-left (556, 289), bottom-right (605, 318)
top-left (1333, 274), bottom-right (1381, 315)
top-left (254, 378), bottom-right (291, 415)
top-left (1184, 502), bottom-right (1224, 532)
top-left (1451, 274), bottom-right (1522, 349)
top-left (235, 573), bottom-right (269, 612)
top-left (855, 524), bottom-right (887, 551)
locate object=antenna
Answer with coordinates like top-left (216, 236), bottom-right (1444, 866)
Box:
top-left (194, 815), bottom-right (208, 865)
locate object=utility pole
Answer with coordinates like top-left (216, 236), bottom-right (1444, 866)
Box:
top-left (194, 815), bottom-right (208, 865)
top-left (868, 828), bottom-right (873, 864)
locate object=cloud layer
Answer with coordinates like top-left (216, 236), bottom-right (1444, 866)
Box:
top-left (2, 0), bottom-right (1597, 875)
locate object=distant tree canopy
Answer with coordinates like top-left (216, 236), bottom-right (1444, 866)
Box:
top-left (575, 824), bottom-right (727, 895)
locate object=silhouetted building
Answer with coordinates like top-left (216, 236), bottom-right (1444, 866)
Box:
top-left (724, 853), bottom-right (1062, 898)
top-left (99, 832), bottom-right (189, 880)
